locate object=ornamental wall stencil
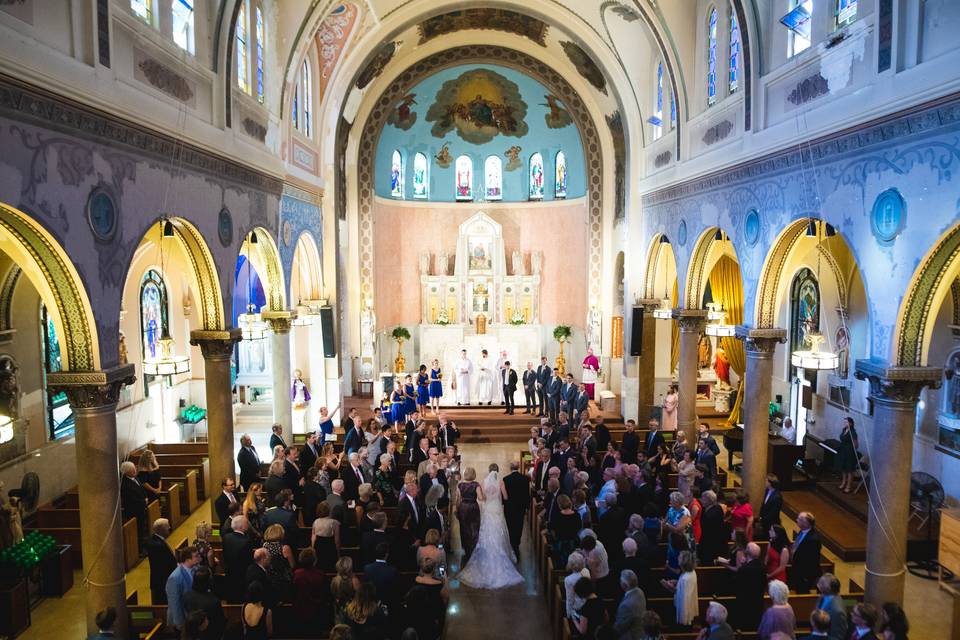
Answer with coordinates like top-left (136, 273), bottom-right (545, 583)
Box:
top-left (425, 68), bottom-right (528, 143)
top-left (418, 9), bottom-right (548, 47)
top-left (316, 4), bottom-right (358, 103)
top-left (702, 120), bottom-right (734, 146)
top-left (137, 58), bottom-right (195, 103)
top-left (242, 118), bottom-right (267, 142)
top-left (787, 73), bottom-right (829, 106)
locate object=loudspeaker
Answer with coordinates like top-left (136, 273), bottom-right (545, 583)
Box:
top-left (319, 307), bottom-right (337, 358)
top-left (629, 306), bottom-right (643, 356)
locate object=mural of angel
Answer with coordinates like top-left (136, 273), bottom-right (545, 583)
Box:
top-left (386, 93), bottom-right (418, 130)
top-left (504, 145), bottom-right (522, 171)
top-left (541, 94), bottom-right (573, 128)
top-left (435, 142), bottom-right (453, 168)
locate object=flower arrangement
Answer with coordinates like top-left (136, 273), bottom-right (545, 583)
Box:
top-left (435, 308), bottom-right (450, 325)
top-left (510, 309), bottom-right (526, 325)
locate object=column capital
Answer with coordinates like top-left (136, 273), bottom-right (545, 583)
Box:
top-left (262, 310), bottom-right (297, 335)
top-left (735, 326), bottom-right (788, 354)
top-left (190, 328), bottom-right (242, 361)
top-left (636, 298), bottom-right (664, 312)
top-left (47, 364), bottom-right (136, 410)
top-left (854, 358), bottom-right (942, 405)
top-left (672, 308), bottom-right (708, 332)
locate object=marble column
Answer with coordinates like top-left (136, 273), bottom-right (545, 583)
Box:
top-left (735, 327), bottom-right (787, 513)
top-left (854, 360), bottom-right (941, 606)
top-left (636, 300), bottom-right (662, 420)
top-left (190, 329), bottom-right (242, 524)
top-left (263, 312), bottom-right (296, 443)
top-left (673, 309), bottom-right (708, 446)
top-left (47, 365), bottom-right (136, 638)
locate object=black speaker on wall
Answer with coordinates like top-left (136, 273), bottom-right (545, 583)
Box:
top-left (320, 307), bottom-right (337, 358)
top-left (629, 306), bottom-right (643, 357)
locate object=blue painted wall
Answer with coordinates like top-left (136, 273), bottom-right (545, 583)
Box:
top-left (374, 64), bottom-right (586, 202)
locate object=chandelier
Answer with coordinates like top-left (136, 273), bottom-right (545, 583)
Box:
top-left (704, 303), bottom-right (735, 337)
top-left (790, 220), bottom-right (838, 371)
top-left (652, 299), bottom-right (673, 320)
top-left (143, 219), bottom-right (190, 376)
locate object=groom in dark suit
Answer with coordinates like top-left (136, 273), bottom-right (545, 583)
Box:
top-left (501, 361), bottom-right (518, 415)
top-left (502, 461), bottom-right (530, 562)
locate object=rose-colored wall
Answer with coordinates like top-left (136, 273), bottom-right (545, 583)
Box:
top-left (373, 199), bottom-right (589, 328)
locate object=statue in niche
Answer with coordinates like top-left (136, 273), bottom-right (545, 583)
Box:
top-left (835, 326), bottom-right (850, 379)
top-left (0, 358), bottom-right (19, 421)
top-left (436, 251), bottom-right (449, 276)
top-left (586, 307), bottom-right (602, 353)
top-left (947, 352), bottom-right (960, 417)
top-left (713, 346), bottom-right (731, 388)
top-left (531, 250), bottom-right (542, 275)
top-left (512, 250), bottom-right (525, 276)
top-left (360, 304), bottom-right (376, 358)
top-left (697, 333), bottom-right (712, 370)
top-left (118, 332), bottom-right (129, 365)
top-left (419, 252), bottom-right (431, 276)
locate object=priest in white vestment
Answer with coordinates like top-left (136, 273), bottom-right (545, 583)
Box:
top-left (455, 350), bottom-right (474, 405)
top-left (477, 349), bottom-right (496, 405)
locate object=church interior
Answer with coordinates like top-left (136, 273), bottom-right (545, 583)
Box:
top-left (0, 0), bottom-right (958, 638)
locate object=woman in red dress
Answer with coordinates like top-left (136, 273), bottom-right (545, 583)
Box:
top-left (765, 524), bottom-right (790, 583)
top-left (729, 491), bottom-right (754, 541)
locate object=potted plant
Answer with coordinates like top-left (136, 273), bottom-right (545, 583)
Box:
top-left (553, 325), bottom-right (572, 375)
top-left (391, 326), bottom-right (411, 373)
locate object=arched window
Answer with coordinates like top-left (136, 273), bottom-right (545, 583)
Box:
top-left (555, 151), bottom-right (567, 199)
top-left (455, 155), bottom-right (473, 201)
top-left (836, 0), bottom-right (857, 28)
top-left (255, 6), bottom-right (265, 103)
top-left (707, 7), bottom-right (718, 105)
top-left (484, 156), bottom-right (502, 201)
top-left (131, 0), bottom-right (154, 25)
top-left (653, 62), bottom-right (664, 140)
top-left (171, 0), bottom-right (195, 54)
top-left (235, 2), bottom-right (249, 93)
top-left (390, 150), bottom-right (404, 198)
top-left (729, 8), bottom-right (740, 93)
top-left (292, 86), bottom-right (299, 130)
top-left (787, 0), bottom-right (813, 57)
top-left (790, 267), bottom-right (820, 357)
top-left (528, 153), bottom-right (544, 200)
top-left (413, 152), bottom-right (429, 199)
top-left (670, 91), bottom-right (677, 129)
top-left (301, 60), bottom-right (313, 137)
top-left (141, 269), bottom-right (169, 362)
top-left (40, 304), bottom-right (74, 440)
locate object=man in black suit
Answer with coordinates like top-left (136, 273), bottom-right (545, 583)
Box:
top-left (698, 422), bottom-right (721, 455)
top-left (644, 418), bottom-right (665, 456)
top-left (437, 414), bottom-right (459, 450)
top-left (398, 482), bottom-right (425, 540)
top-left (532, 447), bottom-right (552, 492)
top-left (236, 434), bottom-right (261, 491)
top-left (573, 382), bottom-right (590, 425)
top-left (298, 432), bottom-right (320, 472)
top-left (500, 361), bottom-right (518, 415)
top-left (269, 423), bottom-right (286, 451)
top-left (298, 466), bottom-right (327, 524)
top-left (222, 515), bottom-right (255, 602)
top-left (502, 461), bottom-right (530, 561)
top-left (698, 490), bottom-right (725, 566)
top-left (213, 477), bottom-right (238, 530)
top-left (703, 601), bottom-right (736, 640)
top-left (535, 356), bottom-right (551, 416)
top-left (560, 374), bottom-right (577, 416)
top-left (410, 435), bottom-right (430, 467)
top-left (733, 542), bottom-right (766, 631)
top-left (342, 452), bottom-right (365, 502)
top-left (620, 419), bottom-right (640, 465)
top-left (541, 421), bottom-right (559, 451)
top-left (579, 426), bottom-right (598, 460)
top-left (695, 437), bottom-right (718, 482)
top-left (789, 511), bottom-right (823, 593)
top-left (759, 473), bottom-right (784, 533)
top-left (595, 417), bottom-right (611, 452)
top-left (546, 368), bottom-right (563, 424)
top-left (552, 438), bottom-right (575, 477)
top-left (361, 512), bottom-right (390, 565)
top-left (147, 518), bottom-right (177, 604)
top-left (120, 461), bottom-right (148, 540)
top-left (245, 549), bottom-right (273, 605)
top-left (282, 447), bottom-right (303, 495)
top-left (262, 489), bottom-right (298, 543)
top-left (364, 543), bottom-right (400, 609)
top-left (325, 480), bottom-right (346, 523)
top-left (522, 362), bottom-right (538, 414)
top-left (343, 416), bottom-right (365, 455)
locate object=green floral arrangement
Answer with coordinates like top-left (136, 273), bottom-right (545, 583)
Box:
top-left (391, 326), bottom-right (411, 341)
top-left (435, 308), bottom-right (450, 325)
top-left (553, 325), bottom-right (572, 342)
top-left (510, 309), bottom-right (526, 325)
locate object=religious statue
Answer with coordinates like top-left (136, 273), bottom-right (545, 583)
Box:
top-left (360, 304), bottom-right (376, 358)
top-left (531, 250), bottom-right (543, 275)
top-left (419, 252), bottom-right (431, 276)
top-left (0, 359), bottom-right (18, 421)
top-left (697, 333), bottom-right (712, 370)
top-left (436, 251), bottom-right (449, 276)
top-left (713, 346), bottom-right (731, 388)
top-left (118, 332), bottom-right (129, 365)
top-left (511, 249), bottom-right (525, 276)
top-left (947, 351), bottom-right (960, 417)
top-left (586, 306), bottom-right (602, 353)
top-left (835, 326), bottom-right (850, 379)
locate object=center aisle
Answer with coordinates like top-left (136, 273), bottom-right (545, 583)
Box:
top-left (443, 442), bottom-right (552, 639)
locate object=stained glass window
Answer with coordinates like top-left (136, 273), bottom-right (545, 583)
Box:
top-left (41, 305), bottom-right (73, 441)
top-left (707, 7), bottom-right (718, 105)
top-left (836, 0), bottom-right (857, 28)
top-left (670, 92), bottom-right (677, 129)
top-left (301, 60), bottom-right (313, 137)
top-left (141, 269), bottom-right (169, 362)
top-left (131, 0), bottom-right (153, 24)
top-left (786, 0), bottom-right (813, 57)
top-left (413, 152), bottom-right (428, 199)
top-left (653, 62), bottom-right (664, 140)
top-left (255, 6), bottom-right (265, 103)
top-left (236, 2), bottom-right (249, 93)
top-left (484, 156), bottom-right (502, 201)
top-left (455, 155), bottom-right (473, 201)
top-left (172, 0), bottom-right (194, 54)
top-left (292, 86), bottom-right (299, 130)
top-left (555, 151), bottom-right (567, 199)
top-left (729, 9), bottom-right (740, 93)
top-left (390, 150), bottom-right (404, 198)
top-left (529, 152), bottom-right (544, 200)
top-left (791, 267), bottom-right (820, 382)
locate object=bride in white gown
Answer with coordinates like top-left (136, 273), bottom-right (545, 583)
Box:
top-left (458, 464), bottom-right (525, 589)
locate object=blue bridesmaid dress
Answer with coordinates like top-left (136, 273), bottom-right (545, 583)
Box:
top-left (429, 368), bottom-right (443, 398)
top-left (404, 383), bottom-right (417, 415)
top-left (416, 373), bottom-right (430, 405)
top-left (390, 390), bottom-right (404, 424)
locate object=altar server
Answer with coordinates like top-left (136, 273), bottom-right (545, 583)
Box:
top-left (454, 350), bottom-right (474, 406)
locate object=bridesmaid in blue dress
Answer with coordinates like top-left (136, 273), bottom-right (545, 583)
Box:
top-left (416, 365), bottom-right (430, 415)
top-left (403, 375), bottom-right (417, 421)
top-left (390, 381), bottom-right (405, 428)
top-left (428, 358), bottom-right (443, 415)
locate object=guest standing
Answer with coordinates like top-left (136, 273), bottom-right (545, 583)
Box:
top-left (137, 450), bottom-right (163, 501)
top-left (836, 417), bottom-right (860, 493)
top-left (661, 384), bottom-right (679, 431)
top-left (147, 518), bottom-right (177, 604)
top-left (766, 524), bottom-right (790, 583)
top-left (788, 511), bottom-right (823, 593)
top-left (241, 581), bottom-right (272, 640)
top-left (733, 542), bottom-right (766, 631)
top-left (572, 577), bottom-right (608, 638)
top-left (660, 550), bottom-right (698, 627)
top-left (757, 580), bottom-right (796, 639)
top-left (814, 573), bottom-right (848, 640)
top-left (456, 467), bottom-right (481, 562)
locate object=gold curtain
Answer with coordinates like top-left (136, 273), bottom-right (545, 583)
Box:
top-left (670, 279), bottom-right (679, 372)
top-left (708, 255), bottom-right (745, 424)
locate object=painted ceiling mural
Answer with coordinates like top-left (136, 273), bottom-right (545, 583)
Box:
top-left (417, 9), bottom-right (549, 47)
top-left (356, 41), bottom-right (398, 90)
top-left (425, 68), bottom-right (530, 143)
top-left (560, 41), bottom-right (608, 95)
top-left (315, 4), bottom-right (359, 104)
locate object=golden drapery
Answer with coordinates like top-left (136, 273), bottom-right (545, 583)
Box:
top-left (670, 279), bottom-right (679, 372)
top-left (708, 255), bottom-right (745, 424)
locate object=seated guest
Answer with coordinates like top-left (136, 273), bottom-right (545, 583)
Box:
top-left (404, 556), bottom-right (448, 640)
top-left (136, 449), bottom-right (163, 501)
top-left (214, 476), bottom-right (239, 530)
top-left (311, 501), bottom-right (341, 570)
top-left (89, 607), bottom-right (117, 640)
top-left (805, 609), bottom-right (833, 639)
top-left (262, 524), bottom-right (295, 601)
top-left (880, 602), bottom-right (909, 640)
top-left (345, 581), bottom-right (389, 639)
top-left (417, 528), bottom-right (444, 577)
top-left (564, 552), bottom-right (591, 620)
top-left (701, 601), bottom-right (735, 640)
top-left (364, 543), bottom-right (401, 610)
top-left (757, 580), bottom-right (796, 639)
top-left (182, 566), bottom-right (225, 640)
top-left (572, 577), bottom-right (607, 638)
top-left (165, 546), bottom-right (200, 633)
top-left (613, 569), bottom-right (646, 639)
top-left (293, 548), bottom-right (329, 632)
top-left (814, 573), bottom-right (847, 640)
top-left (550, 494), bottom-right (582, 568)
top-left (222, 515), bottom-right (255, 602)
top-left (848, 603), bottom-right (881, 640)
top-left (331, 557), bottom-right (360, 625)
top-left (361, 511), bottom-right (391, 566)
top-left (146, 518), bottom-right (176, 604)
top-left (660, 550), bottom-right (698, 627)
top-left (789, 511), bottom-right (823, 593)
top-left (241, 581), bottom-right (272, 638)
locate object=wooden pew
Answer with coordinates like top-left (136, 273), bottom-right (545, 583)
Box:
top-left (123, 517), bottom-right (140, 571)
top-left (158, 483), bottom-right (183, 529)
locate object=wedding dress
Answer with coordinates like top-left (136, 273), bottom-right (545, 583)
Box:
top-left (458, 471), bottom-right (524, 589)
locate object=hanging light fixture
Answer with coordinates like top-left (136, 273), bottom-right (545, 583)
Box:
top-left (790, 220), bottom-right (839, 371)
top-left (143, 218), bottom-right (190, 376)
top-left (652, 235), bottom-right (674, 319)
top-left (238, 232), bottom-right (267, 341)
top-left (704, 304), bottom-right (735, 337)
top-left (0, 415), bottom-right (13, 444)
top-left (291, 250), bottom-right (319, 327)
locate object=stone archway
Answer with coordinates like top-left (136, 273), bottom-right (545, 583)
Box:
top-left (239, 226), bottom-right (287, 313)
